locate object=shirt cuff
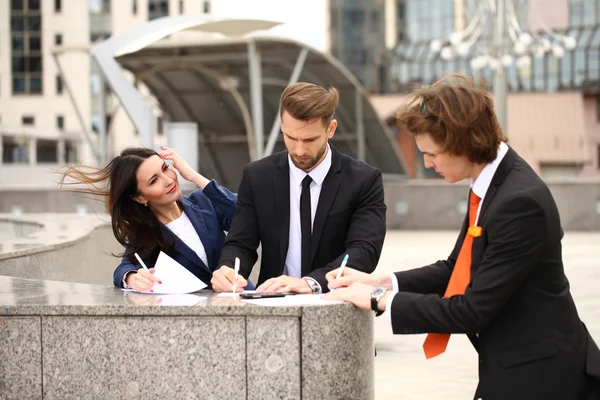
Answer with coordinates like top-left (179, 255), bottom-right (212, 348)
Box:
top-left (390, 272), bottom-right (399, 292)
top-left (384, 291), bottom-right (397, 325)
top-left (384, 273), bottom-right (400, 325)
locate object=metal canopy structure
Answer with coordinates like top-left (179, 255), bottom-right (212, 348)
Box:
top-left (92, 16), bottom-right (407, 188)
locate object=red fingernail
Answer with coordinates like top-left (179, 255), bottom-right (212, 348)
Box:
top-left (150, 289), bottom-right (154, 293)
top-left (159, 281), bottom-right (163, 284)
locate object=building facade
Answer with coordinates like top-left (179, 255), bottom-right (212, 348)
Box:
top-left (388, 0), bottom-right (600, 177)
top-left (328, 0), bottom-right (390, 93)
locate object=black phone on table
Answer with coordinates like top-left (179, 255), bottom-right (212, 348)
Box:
top-left (239, 292), bottom-right (292, 299)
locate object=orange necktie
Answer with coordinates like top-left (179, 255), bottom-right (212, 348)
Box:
top-left (422, 190), bottom-right (481, 359)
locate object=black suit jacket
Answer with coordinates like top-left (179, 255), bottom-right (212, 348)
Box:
top-left (219, 145), bottom-right (386, 290)
top-left (390, 147), bottom-right (600, 399)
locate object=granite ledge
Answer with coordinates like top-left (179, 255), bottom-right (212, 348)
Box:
top-left (0, 276), bottom-right (353, 317)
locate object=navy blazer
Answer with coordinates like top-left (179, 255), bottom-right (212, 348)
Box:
top-left (113, 180), bottom-right (237, 289)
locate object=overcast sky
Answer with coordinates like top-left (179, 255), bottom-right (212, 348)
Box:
top-left (210, 0), bottom-right (329, 52)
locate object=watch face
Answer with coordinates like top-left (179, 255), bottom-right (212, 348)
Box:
top-left (372, 287), bottom-right (385, 297)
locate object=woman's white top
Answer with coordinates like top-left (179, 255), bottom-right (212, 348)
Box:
top-left (166, 211), bottom-right (209, 266)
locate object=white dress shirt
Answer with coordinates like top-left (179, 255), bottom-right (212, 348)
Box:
top-left (384, 142), bottom-right (509, 324)
top-left (166, 211), bottom-right (209, 267)
top-left (283, 143), bottom-right (332, 280)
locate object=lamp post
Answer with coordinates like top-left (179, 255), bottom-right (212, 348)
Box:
top-left (428, 0), bottom-right (577, 135)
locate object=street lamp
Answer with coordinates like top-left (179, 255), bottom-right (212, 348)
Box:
top-left (428, 0), bottom-right (577, 134)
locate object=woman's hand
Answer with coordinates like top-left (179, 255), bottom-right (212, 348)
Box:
top-left (125, 268), bottom-right (161, 292)
top-left (159, 146), bottom-right (209, 188)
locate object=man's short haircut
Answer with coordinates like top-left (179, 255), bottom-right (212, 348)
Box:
top-left (279, 82), bottom-right (339, 127)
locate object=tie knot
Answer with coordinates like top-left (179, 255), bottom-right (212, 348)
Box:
top-left (302, 175), bottom-right (312, 189)
top-left (469, 191), bottom-right (481, 207)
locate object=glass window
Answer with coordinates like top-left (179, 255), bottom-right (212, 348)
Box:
top-left (12, 56), bottom-right (25, 73)
top-left (54, 34), bottom-right (62, 46)
top-left (29, 0), bottom-right (40, 10)
top-left (27, 15), bottom-right (41, 31)
top-left (574, 49), bottom-right (585, 86)
top-left (29, 76), bottom-right (41, 93)
top-left (12, 77), bottom-right (26, 93)
top-left (11, 16), bottom-right (24, 32)
top-left (54, 0), bottom-right (61, 12)
top-left (88, 0), bottom-right (101, 13)
top-left (2, 136), bottom-right (29, 164)
top-left (132, 0), bottom-right (137, 14)
top-left (533, 55), bottom-right (545, 91)
top-left (148, 0), bottom-right (169, 20)
top-left (203, 0), bottom-right (210, 13)
top-left (571, 0), bottom-right (583, 27)
top-left (11, 36), bottom-right (24, 51)
top-left (29, 56), bottom-right (42, 72)
top-left (589, 49), bottom-right (600, 82)
top-left (29, 36), bottom-right (40, 50)
top-left (56, 115), bottom-right (64, 130)
top-left (11, 0), bottom-right (24, 10)
top-left (56, 75), bottom-right (63, 94)
top-left (22, 115), bottom-right (34, 125)
top-left (583, 0), bottom-right (595, 26)
top-left (65, 140), bottom-right (77, 163)
top-left (37, 139), bottom-right (58, 163)
top-left (561, 50), bottom-right (573, 88)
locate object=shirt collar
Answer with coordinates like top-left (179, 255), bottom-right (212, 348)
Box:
top-left (288, 143), bottom-right (332, 187)
top-left (471, 141), bottom-right (509, 199)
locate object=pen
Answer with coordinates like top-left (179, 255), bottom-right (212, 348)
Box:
top-left (332, 254), bottom-right (349, 291)
top-left (233, 257), bottom-right (240, 295)
top-left (134, 253), bottom-right (149, 271)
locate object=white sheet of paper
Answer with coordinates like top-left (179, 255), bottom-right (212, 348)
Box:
top-left (240, 294), bottom-right (345, 307)
top-left (217, 290), bottom-right (257, 297)
top-left (125, 251), bottom-right (208, 294)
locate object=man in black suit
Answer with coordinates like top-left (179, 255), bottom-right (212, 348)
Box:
top-left (325, 74), bottom-right (600, 399)
top-left (210, 82), bottom-right (386, 294)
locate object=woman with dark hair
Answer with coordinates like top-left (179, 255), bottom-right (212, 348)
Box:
top-left (61, 145), bottom-right (248, 292)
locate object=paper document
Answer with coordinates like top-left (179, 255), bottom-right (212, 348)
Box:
top-left (240, 294), bottom-right (345, 307)
top-left (122, 251), bottom-right (208, 294)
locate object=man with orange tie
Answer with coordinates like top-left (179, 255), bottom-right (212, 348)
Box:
top-left (324, 74), bottom-right (600, 399)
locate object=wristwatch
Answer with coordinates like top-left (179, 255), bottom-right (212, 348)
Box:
top-left (303, 278), bottom-right (321, 294)
top-left (371, 287), bottom-right (387, 316)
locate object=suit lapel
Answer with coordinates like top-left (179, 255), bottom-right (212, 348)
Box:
top-left (310, 147), bottom-right (342, 264)
top-left (181, 198), bottom-right (214, 269)
top-left (274, 153), bottom-right (291, 270)
top-left (477, 147), bottom-right (517, 224)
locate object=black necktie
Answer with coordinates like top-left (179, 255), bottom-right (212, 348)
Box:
top-left (300, 175), bottom-right (313, 277)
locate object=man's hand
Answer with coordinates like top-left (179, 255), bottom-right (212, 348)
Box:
top-left (326, 267), bottom-right (391, 291)
top-left (126, 268), bottom-right (161, 292)
top-left (322, 282), bottom-right (390, 311)
top-left (211, 265), bottom-right (247, 293)
top-left (256, 275), bottom-right (312, 294)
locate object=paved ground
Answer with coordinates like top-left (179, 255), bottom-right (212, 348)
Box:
top-left (372, 230), bottom-right (600, 400)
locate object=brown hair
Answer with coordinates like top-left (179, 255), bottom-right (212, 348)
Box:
top-left (279, 82), bottom-right (339, 127)
top-left (396, 73), bottom-right (507, 164)
top-left (59, 147), bottom-right (175, 262)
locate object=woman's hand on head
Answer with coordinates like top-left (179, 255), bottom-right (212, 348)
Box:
top-left (158, 146), bottom-right (198, 182)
